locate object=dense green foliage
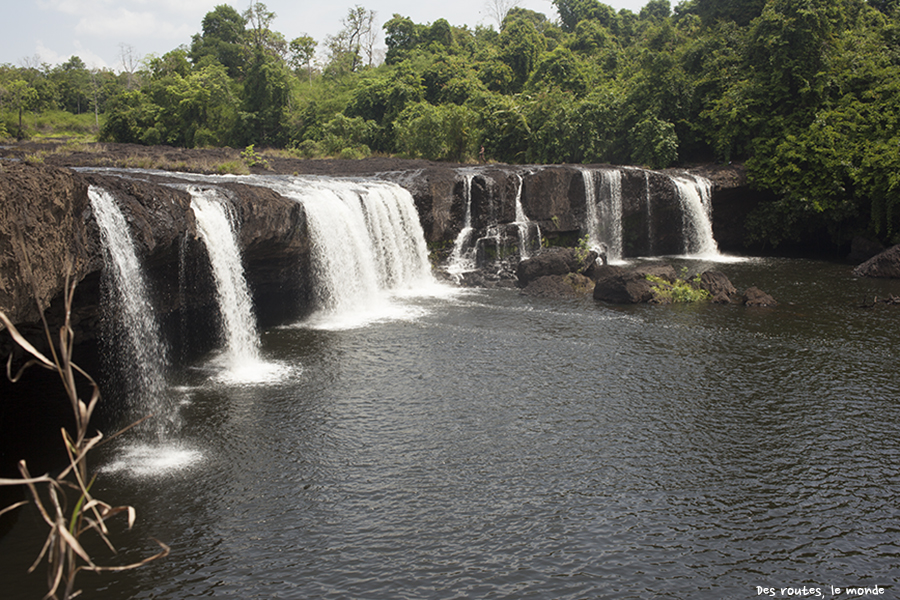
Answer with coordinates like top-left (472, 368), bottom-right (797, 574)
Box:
top-left (3, 0), bottom-right (900, 246)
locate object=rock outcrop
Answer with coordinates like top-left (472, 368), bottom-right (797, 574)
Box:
top-left (742, 287), bottom-right (778, 307)
top-left (592, 265), bottom-right (678, 304)
top-left (852, 244), bottom-right (900, 279)
top-left (697, 270), bottom-right (738, 303)
top-left (0, 163), bottom-right (97, 326)
top-left (0, 164), bottom-right (312, 358)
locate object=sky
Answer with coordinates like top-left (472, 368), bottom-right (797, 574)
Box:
top-left (3, 0), bottom-right (651, 72)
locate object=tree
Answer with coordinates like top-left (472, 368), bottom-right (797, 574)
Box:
top-left (53, 56), bottom-right (91, 114)
top-left (238, 51), bottom-right (290, 146)
top-left (327, 6), bottom-right (377, 74)
top-left (3, 79), bottom-right (38, 138)
top-left (629, 114), bottom-right (678, 168)
top-left (384, 14), bottom-right (420, 64)
top-left (190, 4), bottom-right (247, 77)
top-left (552, 0), bottom-right (616, 33)
top-left (640, 0), bottom-right (671, 22)
top-left (119, 43), bottom-right (141, 90)
top-left (289, 36), bottom-right (317, 82)
top-left (498, 13), bottom-right (547, 90)
top-left (484, 0), bottom-right (522, 29)
top-left (243, 1), bottom-right (278, 53)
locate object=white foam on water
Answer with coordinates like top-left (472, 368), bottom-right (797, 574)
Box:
top-left (102, 441), bottom-right (203, 478)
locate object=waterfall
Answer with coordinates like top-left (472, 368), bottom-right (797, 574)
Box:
top-left (582, 168), bottom-right (623, 262)
top-left (582, 168), bottom-right (600, 255)
top-left (599, 170), bottom-right (623, 262)
top-left (513, 173), bottom-right (539, 259)
top-left (188, 187), bottom-right (261, 369)
top-left (88, 186), bottom-right (173, 437)
top-left (672, 175), bottom-right (719, 257)
top-left (264, 176), bottom-right (434, 323)
top-left (643, 171), bottom-right (654, 256)
top-left (448, 174), bottom-right (476, 274)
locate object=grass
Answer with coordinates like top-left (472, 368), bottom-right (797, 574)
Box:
top-left (645, 268), bottom-right (712, 304)
top-left (0, 271), bottom-right (167, 599)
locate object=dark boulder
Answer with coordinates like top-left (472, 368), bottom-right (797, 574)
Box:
top-left (698, 270), bottom-right (737, 300)
top-left (852, 244), bottom-right (900, 278)
top-left (516, 247), bottom-right (598, 287)
top-left (743, 286), bottom-right (777, 307)
top-left (592, 265), bottom-right (677, 304)
top-left (521, 274), bottom-right (593, 298)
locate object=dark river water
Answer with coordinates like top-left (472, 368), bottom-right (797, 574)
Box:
top-left (2, 257), bottom-right (899, 599)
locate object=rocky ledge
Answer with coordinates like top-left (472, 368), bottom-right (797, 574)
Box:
top-left (514, 248), bottom-right (778, 307)
top-left (0, 162), bottom-right (311, 360)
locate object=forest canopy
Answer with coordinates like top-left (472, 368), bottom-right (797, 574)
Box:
top-left (3, 0), bottom-right (900, 247)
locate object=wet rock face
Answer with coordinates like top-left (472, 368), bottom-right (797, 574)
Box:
top-left (0, 163), bottom-right (96, 325)
top-left (0, 165), bottom-right (313, 353)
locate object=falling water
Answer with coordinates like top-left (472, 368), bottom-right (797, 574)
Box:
top-left (513, 173), bottom-right (539, 259)
top-left (582, 168), bottom-right (623, 262)
top-left (582, 168), bottom-right (600, 246)
top-left (188, 187), bottom-right (261, 370)
top-left (264, 176), bottom-right (434, 325)
top-left (672, 175), bottom-right (719, 257)
top-left (448, 174), bottom-right (476, 274)
top-left (599, 170), bottom-right (624, 262)
top-left (643, 171), bottom-right (655, 256)
top-left (88, 186), bottom-right (172, 437)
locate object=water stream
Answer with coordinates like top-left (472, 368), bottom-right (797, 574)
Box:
top-left (673, 175), bottom-right (719, 257)
top-left (448, 173), bottom-right (476, 274)
top-left (188, 187), bottom-right (261, 369)
top-left (88, 186), bottom-right (173, 437)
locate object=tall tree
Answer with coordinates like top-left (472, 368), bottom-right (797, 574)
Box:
top-left (484, 0), bottom-right (522, 29)
top-left (190, 4), bottom-right (247, 77)
top-left (3, 79), bottom-right (39, 138)
top-left (289, 36), bottom-right (317, 83)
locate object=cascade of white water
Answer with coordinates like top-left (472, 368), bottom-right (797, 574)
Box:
top-left (672, 175), bottom-right (719, 256)
top-left (88, 186), bottom-right (172, 436)
top-left (513, 173), bottom-right (539, 259)
top-left (264, 176), bottom-right (434, 317)
top-left (599, 170), bottom-right (623, 262)
top-left (643, 171), bottom-right (654, 256)
top-left (582, 168), bottom-right (624, 262)
top-left (188, 187), bottom-right (261, 367)
top-left (582, 168), bottom-right (600, 245)
top-left (448, 174), bottom-right (476, 274)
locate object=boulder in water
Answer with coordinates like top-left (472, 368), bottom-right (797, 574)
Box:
top-left (742, 286), bottom-right (777, 307)
top-left (852, 244), bottom-right (900, 278)
top-left (521, 274), bottom-right (593, 298)
top-left (697, 270), bottom-right (737, 303)
top-left (516, 247), bottom-right (598, 287)
top-left (592, 265), bottom-right (677, 304)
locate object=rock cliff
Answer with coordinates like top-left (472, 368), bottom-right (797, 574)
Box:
top-left (0, 150), bottom-right (753, 344)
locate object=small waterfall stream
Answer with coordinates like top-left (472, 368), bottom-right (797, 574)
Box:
top-left (582, 168), bottom-right (623, 262)
top-left (88, 186), bottom-right (173, 437)
top-left (513, 173), bottom-right (539, 259)
top-left (672, 175), bottom-right (719, 257)
top-left (188, 187), bottom-right (261, 371)
top-left (599, 170), bottom-right (624, 262)
top-left (448, 174), bottom-right (476, 274)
